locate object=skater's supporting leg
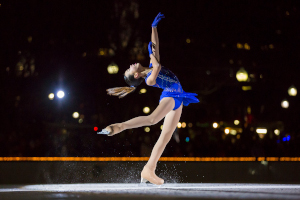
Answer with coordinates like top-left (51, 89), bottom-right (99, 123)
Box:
top-left (140, 102), bottom-right (183, 185)
top-left (146, 102), bottom-right (183, 169)
top-left (105, 97), bottom-right (175, 136)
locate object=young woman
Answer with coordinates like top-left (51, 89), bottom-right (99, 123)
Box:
top-left (99, 13), bottom-right (199, 185)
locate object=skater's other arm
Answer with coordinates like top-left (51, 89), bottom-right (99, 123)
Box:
top-left (147, 50), bottom-right (161, 86)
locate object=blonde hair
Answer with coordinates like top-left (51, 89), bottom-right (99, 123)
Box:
top-left (106, 86), bottom-right (136, 98)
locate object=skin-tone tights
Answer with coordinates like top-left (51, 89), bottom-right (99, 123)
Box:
top-left (107, 97), bottom-right (182, 170)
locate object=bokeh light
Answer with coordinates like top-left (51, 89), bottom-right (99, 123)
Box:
top-left (288, 85), bottom-right (297, 96)
top-left (143, 107), bottom-right (150, 114)
top-left (48, 93), bottom-right (54, 100)
top-left (236, 67), bottom-right (248, 82)
top-left (225, 128), bottom-right (230, 134)
top-left (139, 88), bottom-right (147, 94)
top-left (57, 91), bottom-right (65, 98)
top-left (144, 127), bottom-right (150, 132)
top-left (256, 128), bottom-right (267, 134)
top-left (72, 112), bottom-right (79, 119)
top-left (177, 122), bottom-right (182, 128)
top-left (213, 122), bottom-right (218, 128)
top-left (234, 120), bottom-right (240, 125)
top-left (185, 137), bottom-right (190, 142)
top-left (107, 62), bottom-right (119, 74)
top-left (281, 100), bottom-right (289, 108)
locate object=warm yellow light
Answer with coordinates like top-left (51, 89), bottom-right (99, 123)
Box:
top-left (107, 62), bottom-right (119, 74)
top-left (62, 129), bottom-right (67, 134)
top-left (48, 93), bottom-right (54, 100)
top-left (269, 44), bottom-right (274, 49)
top-left (82, 52), bottom-right (86, 57)
top-left (286, 11), bottom-right (290, 15)
top-left (274, 129), bottom-right (280, 136)
top-left (78, 119), bottom-right (83, 123)
top-left (244, 43), bottom-right (250, 50)
top-left (19, 66), bottom-right (24, 71)
top-left (28, 36), bottom-right (32, 43)
top-left (186, 38), bottom-right (191, 43)
top-left (225, 128), bottom-right (230, 134)
top-left (99, 48), bottom-right (106, 56)
top-left (72, 112), bottom-right (79, 119)
top-left (160, 125), bottom-right (163, 130)
top-left (234, 120), bottom-right (240, 125)
top-left (288, 85), bottom-right (297, 96)
top-left (181, 122), bottom-right (186, 128)
top-left (213, 122), bottom-right (218, 128)
top-left (139, 88), bottom-right (147, 94)
top-left (144, 127), bottom-right (150, 132)
top-left (188, 123), bottom-right (193, 127)
top-left (143, 107), bottom-right (150, 114)
top-left (230, 129), bottom-right (237, 135)
top-left (177, 122), bottom-right (182, 128)
top-left (237, 43), bottom-right (243, 49)
top-left (256, 128), bottom-right (267, 134)
top-left (237, 134), bottom-right (241, 139)
top-left (281, 100), bottom-right (289, 108)
top-left (242, 86), bottom-right (252, 91)
top-left (236, 67), bottom-right (248, 82)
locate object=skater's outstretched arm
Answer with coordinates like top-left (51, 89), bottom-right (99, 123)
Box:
top-left (151, 27), bottom-right (160, 62)
top-left (150, 12), bottom-right (164, 63)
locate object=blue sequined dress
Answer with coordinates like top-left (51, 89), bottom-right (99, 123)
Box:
top-left (145, 65), bottom-right (199, 110)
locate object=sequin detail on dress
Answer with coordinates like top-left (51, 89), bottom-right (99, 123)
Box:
top-left (145, 66), bottom-right (199, 108)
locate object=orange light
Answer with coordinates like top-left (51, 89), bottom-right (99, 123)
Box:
top-left (0, 157), bottom-right (299, 162)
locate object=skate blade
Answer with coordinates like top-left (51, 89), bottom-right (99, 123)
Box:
top-left (141, 177), bottom-right (148, 183)
top-left (97, 129), bottom-right (110, 135)
top-left (139, 177), bottom-right (163, 188)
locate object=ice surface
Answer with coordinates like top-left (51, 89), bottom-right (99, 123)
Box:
top-left (1, 183), bottom-right (300, 200)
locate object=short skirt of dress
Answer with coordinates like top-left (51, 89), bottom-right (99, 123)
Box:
top-left (159, 91), bottom-right (200, 110)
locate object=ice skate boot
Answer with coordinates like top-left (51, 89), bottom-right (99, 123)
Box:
top-left (141, 165), bottom-right (164, 185)
top-left (97, 126), bottom-right (114, 136)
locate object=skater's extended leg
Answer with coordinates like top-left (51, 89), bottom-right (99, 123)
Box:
top-left (105, 97), bottom-right (175, 136)
top-left (141, 102), bottom-right (183, 185)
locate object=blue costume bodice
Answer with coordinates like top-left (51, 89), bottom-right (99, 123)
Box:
top-left (145, 65), bottom-right (199, 108)
top-left (146, 67), bottom-right (183, 93)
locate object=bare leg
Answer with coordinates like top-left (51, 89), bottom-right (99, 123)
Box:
top-left (141, 102), bottom-right (183, 185)
top-left (105, 97), bottom-right (175, 136)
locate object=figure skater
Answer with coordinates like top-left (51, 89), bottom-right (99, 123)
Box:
top-left (98, 13), bottom-right (199, 185)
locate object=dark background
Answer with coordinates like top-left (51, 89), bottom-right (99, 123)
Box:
top-left (1, 0), bottom-right (300, 157)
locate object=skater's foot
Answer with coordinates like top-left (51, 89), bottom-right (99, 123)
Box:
top-left (97, 124), bottom-right (123, 136)
top-left (141, 165), bottom-right (164, 185)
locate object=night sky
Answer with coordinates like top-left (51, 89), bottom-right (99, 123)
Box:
top-left (1, 0), bottom-right (300, 157)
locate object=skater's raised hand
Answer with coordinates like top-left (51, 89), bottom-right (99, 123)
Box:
top-left (148, 41), bottom-right (153, 57)
top-left (152, 12), bottom-right (165, 27)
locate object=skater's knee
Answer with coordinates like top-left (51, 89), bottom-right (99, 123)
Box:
top-left (147, 115), bottom-right (159, 125)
